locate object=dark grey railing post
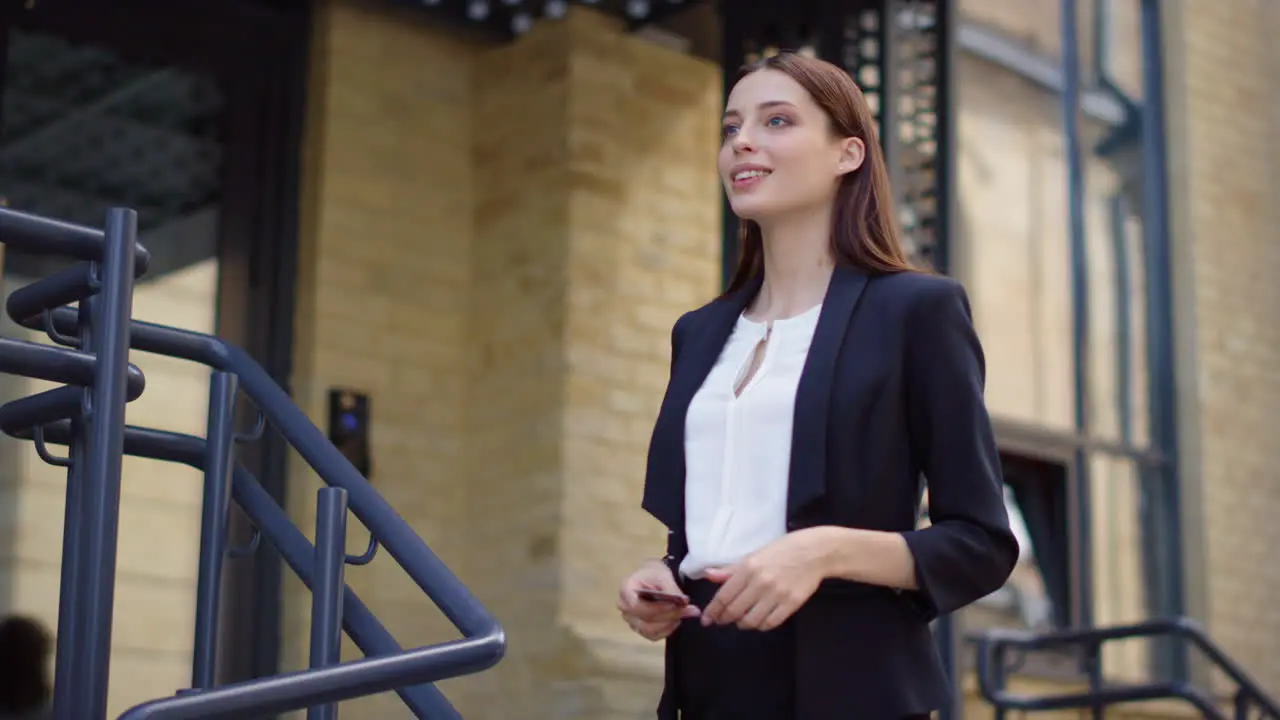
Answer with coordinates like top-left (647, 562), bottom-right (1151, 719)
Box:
top-left (309, 487), bottom-right (350, 720)
top-left (1138, 0), bottom-right (1187, 684)
top-left (192, 371), bottom-right (240, 689)
top-left (0, 208), bottom-right (150, 720)
top-left (76, 207), bottom-right (139, 718)
top-left (51, 299), bottom-right (94, 720)
top-left (231, 467), bottom-right (457, 719)
top-left (1059, 0), bottom-right (1096, 634)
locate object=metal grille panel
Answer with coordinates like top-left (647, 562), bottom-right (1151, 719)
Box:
top-left (0, 30), bottom-right (224, 235)
top-left (840, 0), bottom-right (951, 272)
top-left (720, 0), bottom-right (953, 275)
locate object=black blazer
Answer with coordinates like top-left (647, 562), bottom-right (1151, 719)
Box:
top-left (642, 266), bottom-right (1019, 719)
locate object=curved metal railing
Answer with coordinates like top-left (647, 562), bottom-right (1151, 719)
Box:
top-left (0, 206), bottom-right (505, 719)
top-left (975, 616), bottom-right (1280, 720)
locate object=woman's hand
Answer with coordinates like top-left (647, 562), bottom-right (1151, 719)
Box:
top-left (701, 527), bottom-right (834, 631)
top-left (618, 559), bottom-right (701, 641)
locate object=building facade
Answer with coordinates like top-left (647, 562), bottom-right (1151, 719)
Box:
top-left (0, 0), bottom-right (1277, 717)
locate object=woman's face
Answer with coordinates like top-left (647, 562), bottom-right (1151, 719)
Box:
top-left (718, 69), bottom-right (864, 222)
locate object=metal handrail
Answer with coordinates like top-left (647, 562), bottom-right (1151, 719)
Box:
top-left (24, 420), bottom-right (467, 718)
top-left (0, 206), bottom-right (151, 274)
top-left (8, 310), bottom-right (507, 718)
top-left (0, 206), bottom-right (504, 718)
top-left (975, 616), bottom-right (1280, 720)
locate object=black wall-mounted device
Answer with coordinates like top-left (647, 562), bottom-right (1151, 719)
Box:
top-left (327, 388), bottom-right (371, 480)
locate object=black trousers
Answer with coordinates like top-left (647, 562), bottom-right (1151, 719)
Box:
top-left (674, 579), bottom-right (933, 720)
top-left (675, 579), bottom-right (796, 719)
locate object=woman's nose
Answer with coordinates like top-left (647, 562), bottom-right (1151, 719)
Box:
top-left (730, 129), bottom-right (755, 153)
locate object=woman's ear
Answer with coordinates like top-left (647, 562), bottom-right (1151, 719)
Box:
top-left (837, 137), bottom-right (866, 176)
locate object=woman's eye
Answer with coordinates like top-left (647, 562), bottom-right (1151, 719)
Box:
top-left (721, 124), bottom-right (739, 138)
top-left (767, 116), bottom-right (789, 128)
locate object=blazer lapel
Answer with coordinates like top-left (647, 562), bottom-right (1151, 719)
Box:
top-left (787, 266), bottom-right (869, 518)
top-left (643, 268), bottom-right (870, 528)
top-left (642, 275), bottom-right (762, 529)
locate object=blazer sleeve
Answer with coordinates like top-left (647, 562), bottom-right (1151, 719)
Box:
top-left (899, 278), bottom-right (1019, 620)
top-left (661, 312), bottom-right (691, 569)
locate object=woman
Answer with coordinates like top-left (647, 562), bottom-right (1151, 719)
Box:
top-left (616, 52), bottom-right (1018, 719)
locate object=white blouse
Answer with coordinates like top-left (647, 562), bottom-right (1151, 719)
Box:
top-left (680, 303), bottom-right (823, 579)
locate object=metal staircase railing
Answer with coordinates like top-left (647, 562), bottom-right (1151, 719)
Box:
top-left (0, 206), bottom-right (505, 719)
top-left (975, 617), bottom-right (1280, 720)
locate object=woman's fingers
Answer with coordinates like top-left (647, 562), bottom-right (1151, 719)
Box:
top-left (735, 595), bottom-right (779, 631)
top-left (623, 612), bottom-right (681, 641)
top-left (639, 618), bottom-right (681, 641)
top-left (758, 602), bottom-right (796, 632)
top-left (618, 560), bottom-right (694, 640)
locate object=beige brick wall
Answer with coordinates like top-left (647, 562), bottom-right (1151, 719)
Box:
top-left (285, 2), bottom-right (478, 716)
top-left (1160, 0), bottom-right (1280, 693)
top-left (463, 19), bottom-right (571, 719)
top-left (553, 13), bottom-right (721, 716)
top-left (290, 3), bottom-right (719, 717)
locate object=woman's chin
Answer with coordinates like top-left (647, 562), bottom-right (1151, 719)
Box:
top-left (728, 196), bottom-right (778, 222)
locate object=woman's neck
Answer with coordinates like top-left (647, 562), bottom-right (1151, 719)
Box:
top-left (751, 211), bottom-right (834, 321)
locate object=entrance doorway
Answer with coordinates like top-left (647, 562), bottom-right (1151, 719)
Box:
top-left (0, 0), bottom-right (306, 712)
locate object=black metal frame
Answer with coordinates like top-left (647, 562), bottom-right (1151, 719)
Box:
top-left (207, 0), bottom-right (311, 689)
top-left (962, 0), bottom-right (1192, 698)
top-left (1040, 0), bottom-right (1188, 685)
top-left (1134, 0), bottom-right (1187, 682)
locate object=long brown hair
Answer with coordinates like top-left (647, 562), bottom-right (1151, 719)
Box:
top-left (722, 52), bottom-right (914, 296)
